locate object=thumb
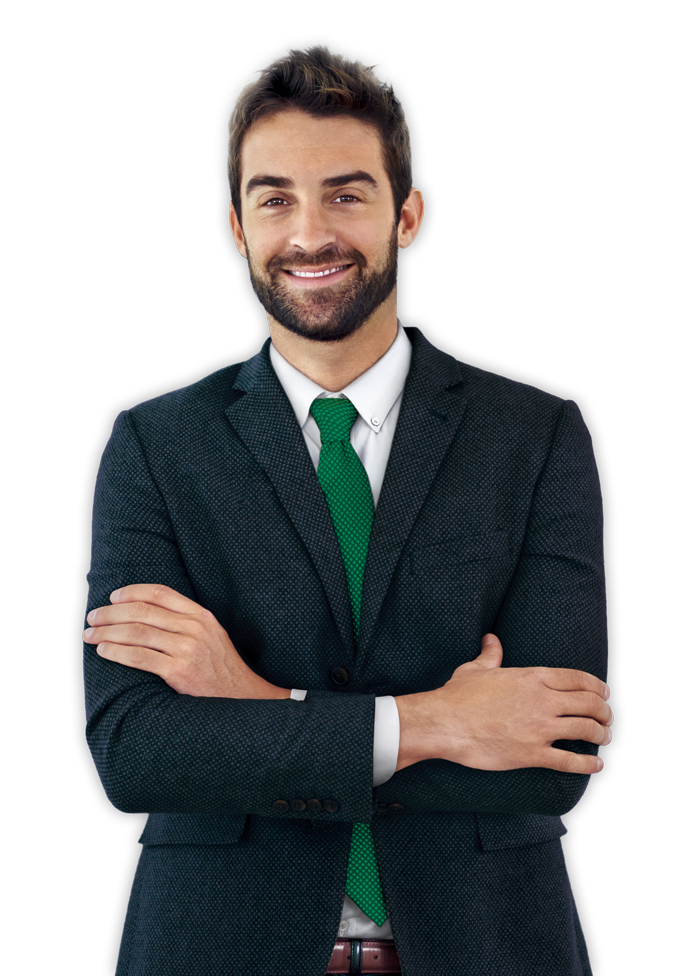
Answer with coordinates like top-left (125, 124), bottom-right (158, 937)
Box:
top-left (481, 634), bottom-right (503, 654)
top-left (476, 633), bottom-right (503, 669)
top-left (447, 633), bottom-right (503, 683)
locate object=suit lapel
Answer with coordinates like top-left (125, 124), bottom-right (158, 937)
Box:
top-left (224, 341), bottom-right (356, 658)
top-left (356, 329), bottom-right (468, 666)
top-left (223, 330), bottom-right (467, 669)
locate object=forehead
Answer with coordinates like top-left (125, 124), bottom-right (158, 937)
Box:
top-left (240, 109), bottom-right (386, 184)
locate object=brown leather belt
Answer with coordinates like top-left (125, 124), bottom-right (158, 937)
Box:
top-left (326, 938), bottom-right (401, 974)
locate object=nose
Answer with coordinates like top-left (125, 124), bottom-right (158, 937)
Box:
top-left (288, 201), bottom-right (337, 255)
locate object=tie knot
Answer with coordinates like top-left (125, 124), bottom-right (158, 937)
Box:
top-left (308, 396), bottom-right (358, 443)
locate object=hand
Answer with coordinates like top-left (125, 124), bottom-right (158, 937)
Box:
top-left (395, 634), bottom-right (613, 776)
top-left (83, 584), bottom-right (291, 700)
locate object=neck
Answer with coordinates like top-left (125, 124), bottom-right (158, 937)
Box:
top-left (270, 317), bottom-right (398, 393)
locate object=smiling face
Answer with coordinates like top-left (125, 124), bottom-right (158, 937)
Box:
top-left (231, 109), bottom-right (408, 343)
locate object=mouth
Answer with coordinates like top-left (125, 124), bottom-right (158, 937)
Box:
top-left (281, 263), bottom-right (354, 288)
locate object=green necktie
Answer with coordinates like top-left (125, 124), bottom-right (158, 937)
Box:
top-left (308, 396), bottom-right (388, 928)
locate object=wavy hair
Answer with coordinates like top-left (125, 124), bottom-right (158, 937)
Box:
top-left (228, 46), bottom-right (412, 225)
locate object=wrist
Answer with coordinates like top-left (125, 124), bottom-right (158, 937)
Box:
top-left (394, 690), bottom-right (437, 772)
top-left (226, 658), bottom-right (291, 700)
top-left (246, 674), bottom-right (291, 700)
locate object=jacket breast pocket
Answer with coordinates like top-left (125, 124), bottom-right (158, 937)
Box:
top-left (138, 813), bottom-right (248, 847)
top-left (411, 531), bottom-right (510, 576)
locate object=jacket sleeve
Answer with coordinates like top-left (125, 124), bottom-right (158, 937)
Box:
top-left (84, 409), bottom-right (376, 824)
top-left (375, 399), bottom-right (607, 817)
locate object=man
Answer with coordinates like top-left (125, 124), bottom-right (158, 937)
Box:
top-left (83, 47), bottom-right (611, 976)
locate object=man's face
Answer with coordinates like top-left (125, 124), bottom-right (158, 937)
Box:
top-left (233, 110), bottom-right (400, 343)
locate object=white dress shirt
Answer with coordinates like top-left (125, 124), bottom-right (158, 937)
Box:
top-left (268, 322), bottom-right (412, 941)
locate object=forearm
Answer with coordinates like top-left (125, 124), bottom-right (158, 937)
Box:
top-left (376, 757), bottom-right (592, 817)
top-left (86, 692), bottom-right (375, 823)
top-left (384, 687), bottom-right (596, 816)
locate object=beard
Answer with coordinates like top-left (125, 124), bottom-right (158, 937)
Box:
top-left (244, 224), bottom-right (399, 342)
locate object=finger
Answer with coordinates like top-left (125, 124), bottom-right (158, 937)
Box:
top-left (95, 640), bottom-right (172, 679)
top-left (553, 716), bottom-right (613, 747)
top-left (109, 583), bottom-right (204, 616)
top-left (83, 600), bottom-right (198, 645)
top-left (104, 583), bottom-right (215, 636)
top-left (553, 691), bottom-right (612, 738)
top-left (543, 746), bottom-right (605, 776)
top-left (580, 671), bottom-right (610, 701)
top-left (474, 633), bottom-right (503, 669)
top-left (84, 622), bottom-right (184, 657)
top-left (539, 668), bottom-right (608, 698)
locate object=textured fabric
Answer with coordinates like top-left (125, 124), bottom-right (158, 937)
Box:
top-left (309, 396), bottom-right (387, 926)
top-left (274, 338), bottom-right (404, 941)
top-left (84, 327), bottom-right (606, 976)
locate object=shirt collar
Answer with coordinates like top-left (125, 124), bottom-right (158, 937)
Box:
top-left (269, 321), bottom-right (412, 434)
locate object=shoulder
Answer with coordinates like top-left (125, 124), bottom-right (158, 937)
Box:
top-left (411, 326), bottom-right (580, 424)
top-left (109, 352), bottom-right (260, 449)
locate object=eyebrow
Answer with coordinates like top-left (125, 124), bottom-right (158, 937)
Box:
top-left (245, 170), bottom-right (379, 197)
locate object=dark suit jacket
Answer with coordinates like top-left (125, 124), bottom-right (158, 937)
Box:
top-left (84, 327), bottom-right (606, 976)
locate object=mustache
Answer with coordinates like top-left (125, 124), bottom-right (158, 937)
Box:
top-left (267, 246), bottom-right (367, 274)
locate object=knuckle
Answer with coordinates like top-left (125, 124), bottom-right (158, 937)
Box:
top-left (192, 610), bottom-right (213, 638)
top-left (525, 668), bottom-right (545, 687)
top-left (128, 622), bottom-right (148, 641)
top-left (181, 637), bottom-right (200, 659)
top-left (129, 645), bottom-right (146, 666)
top-left (594, 719), bottom-right (608, 742)
top-left (583, 718), bottom-right (601, 742)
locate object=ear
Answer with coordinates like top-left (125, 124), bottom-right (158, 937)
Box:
top-left (228, 200), bottom-right (248, 261)
top-left (397, 188), bottom-right (424, 249)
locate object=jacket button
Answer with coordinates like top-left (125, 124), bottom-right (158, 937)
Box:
top-left (330, 666), bottom-right (350, 686)
top-left (291, 798), bottom-right (306, 812)
top-left (323, 799), bottom-right (339, 813)
top-left (376, 803), bottom-right (387, 814)
top-left (272, 799), bottom-right (290, 813)
top-left (307, 798), bottom-right (322, 811)
top-left (388, 802), bottom-right (404, 813)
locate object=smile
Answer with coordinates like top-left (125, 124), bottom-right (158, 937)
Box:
top-left (285, 264), bottom-right (352, 278)
top-left (285, 264), bottom-right (354, 288)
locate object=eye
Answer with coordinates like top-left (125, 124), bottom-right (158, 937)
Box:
top-left (262, 197), bottom-right (289, 207)
top-left (263, 193), bottom-right (361, 209)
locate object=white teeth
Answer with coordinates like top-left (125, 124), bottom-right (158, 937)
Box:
top-left (289, 265), bottom-right (346, 278)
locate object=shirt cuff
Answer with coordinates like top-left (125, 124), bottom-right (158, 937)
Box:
top-left (288, 691), bottom-right (399, 787)
top-left (373, 696), bottom-right (400, 786)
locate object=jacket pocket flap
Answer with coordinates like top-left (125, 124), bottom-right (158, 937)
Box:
top-left (475, 812), bottom-right (566, 851)
top-left (411, 531), bottom-right (509, 574)
top-left (139, 813), bottom-right (248, 846)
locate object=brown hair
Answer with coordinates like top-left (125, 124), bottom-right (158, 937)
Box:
top-left (228, 46), bottom-right (412, 226)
